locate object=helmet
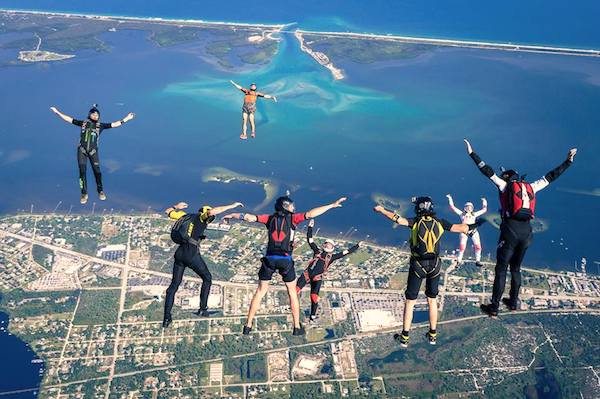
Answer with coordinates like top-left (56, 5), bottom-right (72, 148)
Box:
top-left (199, 205), bottom-right (215, 223)
top-left (88, 103), bottom-right (100, 117)
top-left (412, 196), bottom-right (434, 216)
top-left (500, 167), bottom-right (519, 182)
top-left (464, 202), bottom-right (474, 212)
top-left (250, 83), bottom-right (257, 90)
top-left (274, 196), bottom-right (294, 213)
top-left (323, 239), bottom-right (335, 253)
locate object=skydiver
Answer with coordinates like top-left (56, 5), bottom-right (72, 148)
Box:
top-left (50, 104), bottom-right (135, 204)
top-left (229, 80), bottom-right (277, 140)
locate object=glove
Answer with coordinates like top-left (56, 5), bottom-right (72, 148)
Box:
top-left (468, 219), bottom-right (486, 232)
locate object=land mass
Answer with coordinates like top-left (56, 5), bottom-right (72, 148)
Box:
top-left (0, 213), bottom-right (598, 398)
top-left (202, 166), bottom-right (280, 212)
top-left (0, 9), bottom-right (282, 69)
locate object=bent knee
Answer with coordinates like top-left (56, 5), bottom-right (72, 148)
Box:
top-left (405, 290), bottom-right (419, 301)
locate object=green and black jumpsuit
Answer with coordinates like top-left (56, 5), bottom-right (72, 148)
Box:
top-left (72, 118), bottom-right (112, 195)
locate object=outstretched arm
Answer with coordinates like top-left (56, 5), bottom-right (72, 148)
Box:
top-left (464, 139), bottom-right (506, 191)
top-left (373, 205), bottom-right (410, 227)
top-left (50, 107), bottom-right (75, 124)
top-left (305, 197), bottom-right (347, 219)
top-left (222, 212), bottom-right (259, 223)
top-left (450, 219), bottom-right (486, 234)
top-left (332, 242), bottom-right (360, 261)
top-left (306, 219), bottom-right (319, 253)
top-left (473, 198), bottom-right (488, 217)
top-left (531, 148), bottom-right (577, 193)
top-left (446, 194), bottom-right (463, 215)
top-left (165, 202), bottom-right (188, 220)
top-left (230, 80), bottom-right (245, 92)
top-left (110, 112), bottom-right (135, 128)
top-left (258, 92), bottom-right (277, 102)
top-left (209, 202), bottom-right (244, 216)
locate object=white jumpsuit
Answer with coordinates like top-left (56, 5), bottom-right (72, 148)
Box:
top-left (448, 198), bottom-right (487, 262)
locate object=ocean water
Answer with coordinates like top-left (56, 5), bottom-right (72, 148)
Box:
top-left (0, 310), bottom-right (43, 397)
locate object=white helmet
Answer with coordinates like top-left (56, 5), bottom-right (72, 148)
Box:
top-left (464, 202), bottom-right (474, 212)
top-left (323, 239), bottom-right (335, 252)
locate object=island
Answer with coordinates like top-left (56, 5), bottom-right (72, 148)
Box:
top-left (485, 212), bottom-right (549, 233)
top-left (202, 166), bottom-right (280, 211)
top-left (0, 9), bottom-right (283, 69)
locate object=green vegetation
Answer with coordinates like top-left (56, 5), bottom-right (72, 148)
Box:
top-left (307, 36), bottom-right (433, 65)
top-left (347, 249), bottom-right (371, 265)
top-left (73, 289), bottom-right (120, 325)
top-left (32, 244), bottom-right (54, 267)
top-left (223, 354), bottom-right (267, 383)
top-left (522, 271), bottom-right (551, 290)
top-left (0, 289), bottom-right (77, 318)
top-left (388, 271), bottom-right (408, 290)
top-left (149, 27), bottom-right (203, 47)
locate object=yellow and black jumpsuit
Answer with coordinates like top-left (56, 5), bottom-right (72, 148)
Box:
top-left (164, 209), bottom-right (213, 321)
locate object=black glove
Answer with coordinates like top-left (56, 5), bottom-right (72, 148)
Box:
top-left (468, 219), bottom-right (486, 232)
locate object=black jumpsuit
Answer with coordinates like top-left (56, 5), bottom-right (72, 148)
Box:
top-left (296, 226), bottom-right (358, 317)
top-left (72, 118), bottom-right (112, 195)
top-left (164, 210), bottom-right (213, 321)
top-left (469, 151), bottom-right (573, 311)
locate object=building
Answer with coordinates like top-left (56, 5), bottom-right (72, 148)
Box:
top-left (97, 244), bottom-right (127, 262)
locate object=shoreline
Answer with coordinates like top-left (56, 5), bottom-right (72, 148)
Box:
top-left (295, 29), bottom-right (600, 58)
top-left (294, 30), bottom-right (344, 80)
top-left (0, 8), bottom-right (285, 31)
top-left (1, 212), bottom-right (591, 277)
top-left (3, 8), bottom-right (600, 57)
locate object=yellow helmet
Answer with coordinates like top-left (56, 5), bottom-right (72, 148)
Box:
top-left (199, 205), bottom-right (214, 223)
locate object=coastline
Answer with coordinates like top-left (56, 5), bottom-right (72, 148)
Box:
top-left (0, 8), bottom-right (285, 31)
top-left (295, 29), bottom-right (600, 58)
top-left (294, 30), bottom-right (344, 80)
top-left (4, 8), bottom-right (599, 57)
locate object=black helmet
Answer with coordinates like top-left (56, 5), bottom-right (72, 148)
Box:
top-left (250, 83), bottom-right (257, 90)
top-left (500, 167), bottom-right (519, 182)
top-left (412, 196), bottom-right (434, 216)
top-left (274, 196), bottom-right (294, 213)
top-left (88, 104), bottom-right (100, 117)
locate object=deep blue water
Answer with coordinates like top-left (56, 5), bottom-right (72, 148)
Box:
top-left (1, 0), bottom-right (600, 48)
top-left (0, 310), bottom-right (43, 398)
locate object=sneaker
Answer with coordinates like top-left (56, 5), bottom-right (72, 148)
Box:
top-left (426, 330), bottom-right (437, 345)
top-left (240, 133), bottom-right (248, 140)
top-left (475, 261), bottom-right (484, 267)
top-left (480, 303), bottom-right (499, 317)
top-left (98, 191), bottom-right (107, 201)
top-left (162, 318), bottom-right (172, 328)
top-left (502, 298), bottom-right (518, 311)
top-left (250, 132), bottom-right (256, 138)
top-left (194, 309), bottom-right (211, 317)
top-left (393, 332), bottom-right (410, 348)
top-left (80, 194), bottom-right (88, 205)
top-left (292, 325), bottom-right (305, 336)
top-left (242, 325), bottom-right (252, 335)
